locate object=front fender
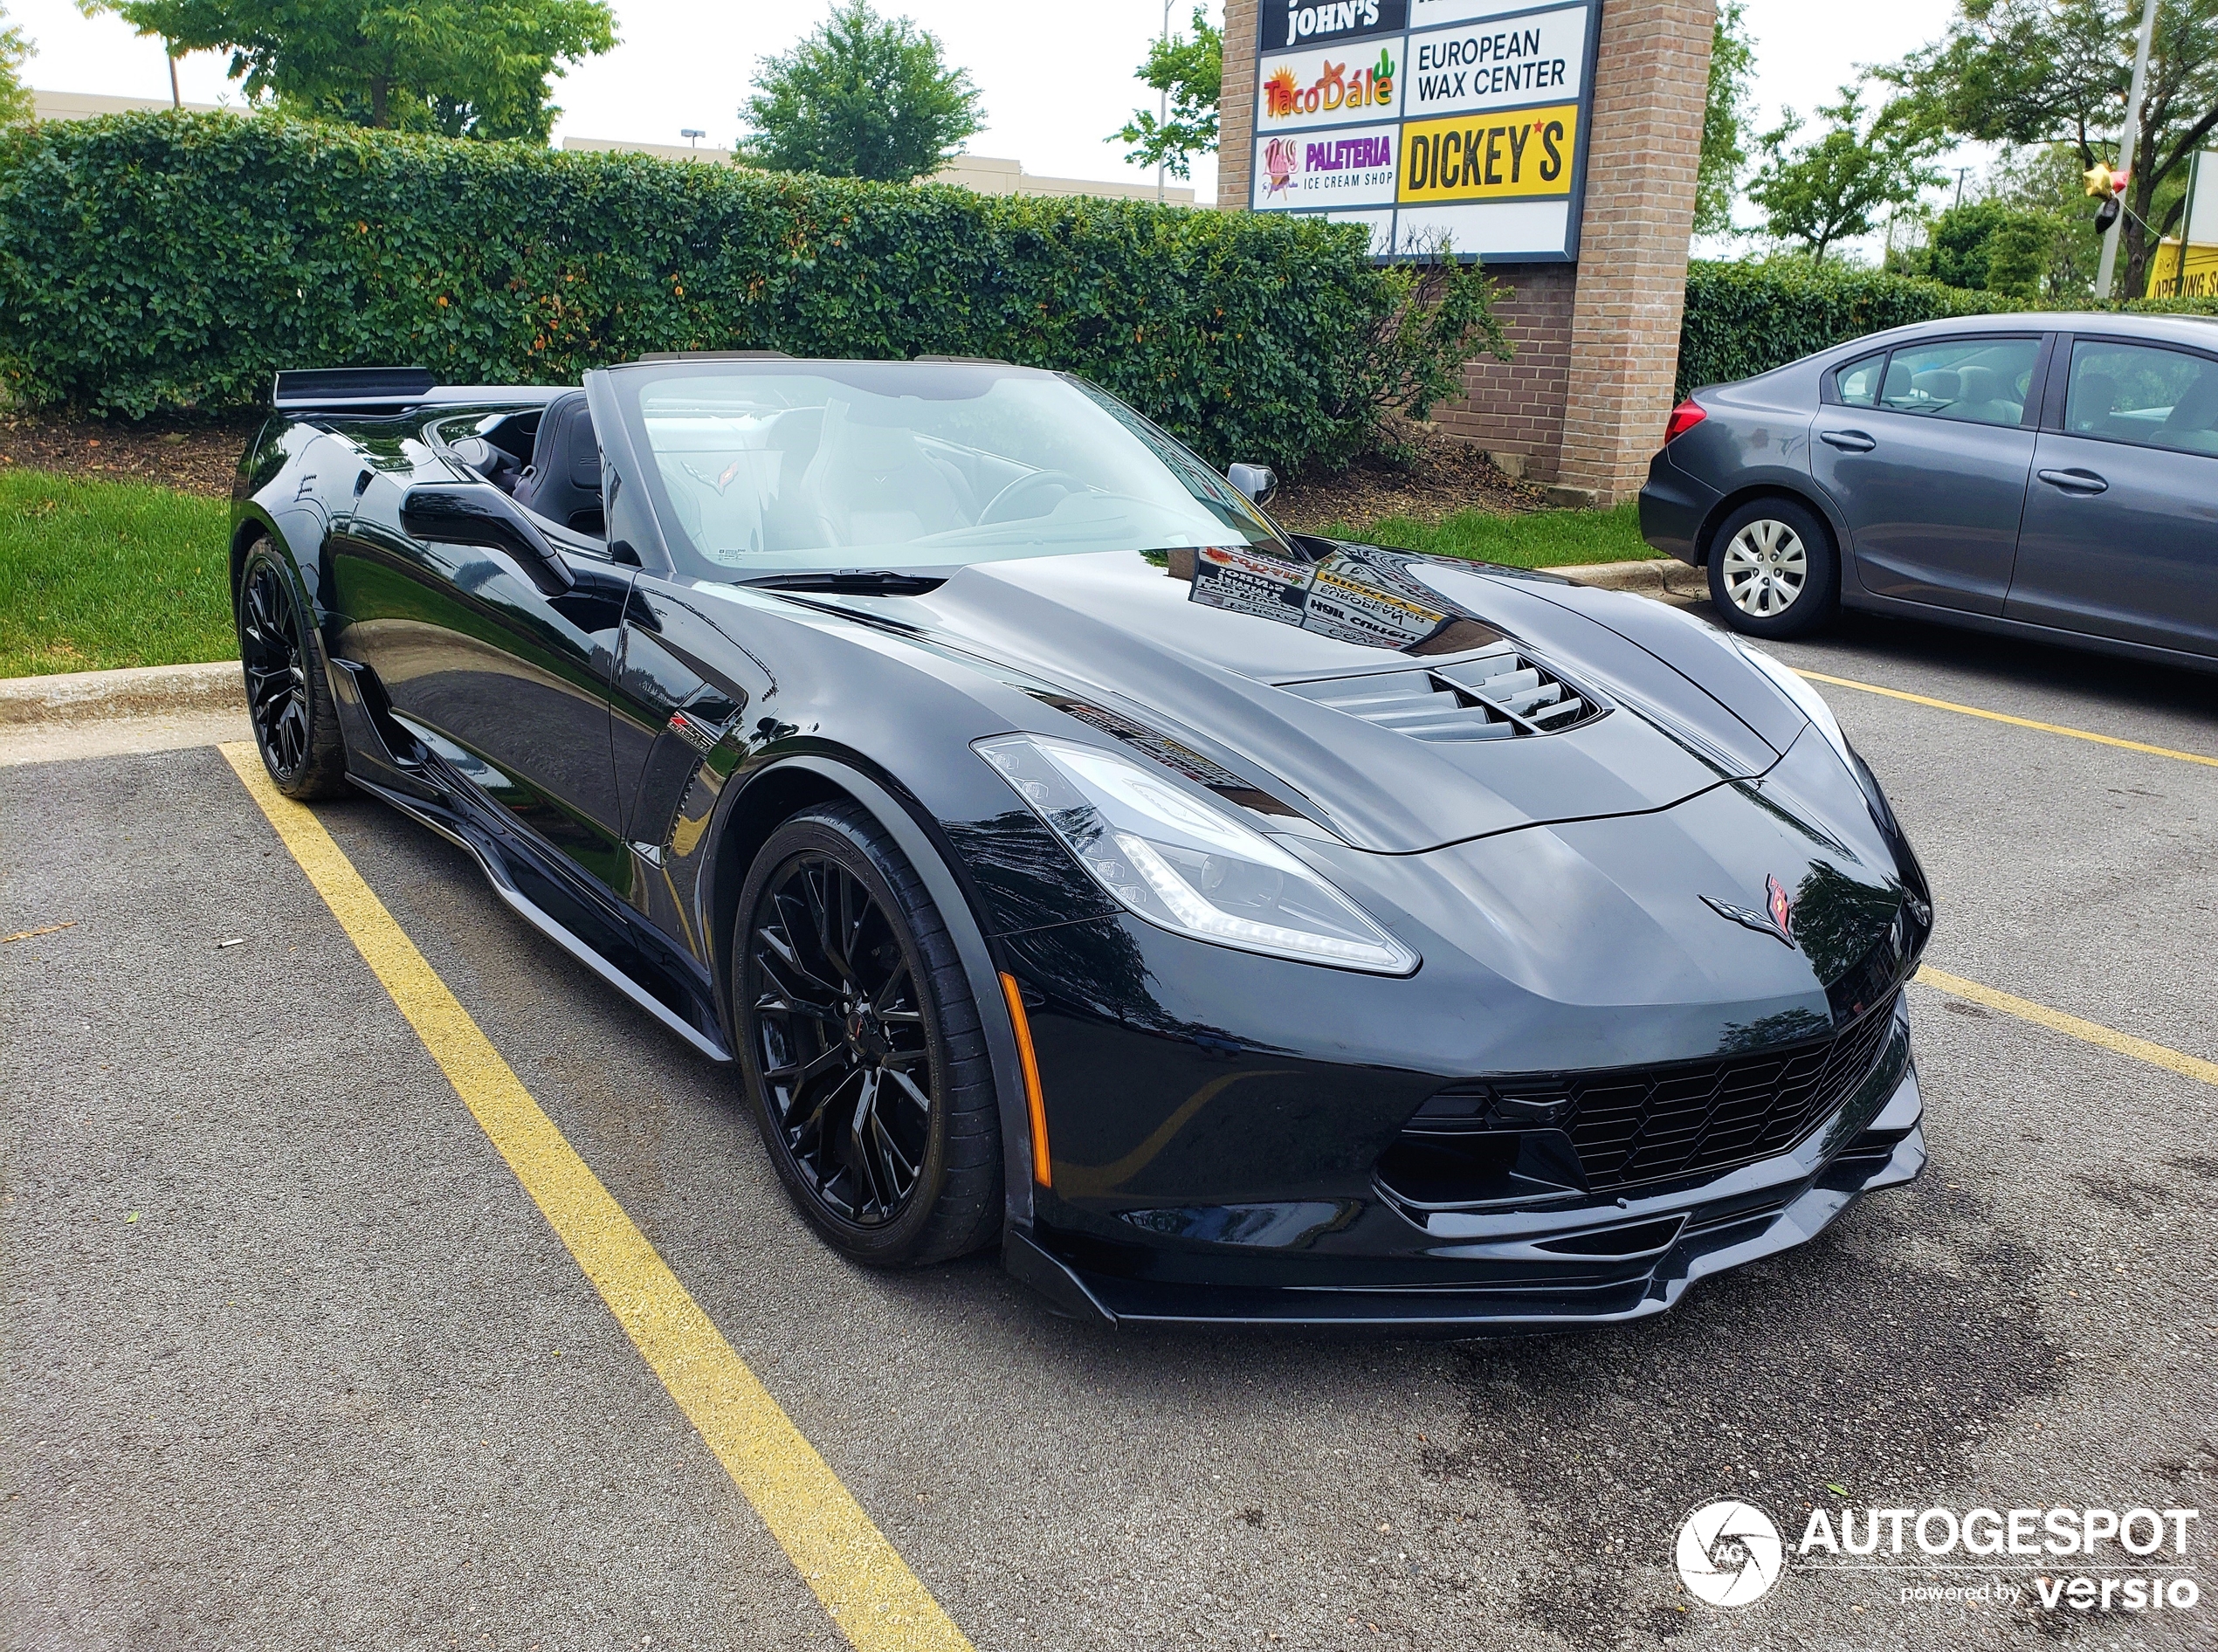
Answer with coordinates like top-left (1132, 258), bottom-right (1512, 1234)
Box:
top-left (707, 750), bottom-right (1043, 1230)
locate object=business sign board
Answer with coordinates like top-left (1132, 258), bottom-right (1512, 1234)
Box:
top-left (1248, 0), bottom-right (1601, 261)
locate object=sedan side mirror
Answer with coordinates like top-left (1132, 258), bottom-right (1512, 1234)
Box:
top-left (401, 484), bottom-right (575, 595)
top-left (1227, 463), bottom-right (1278, 507)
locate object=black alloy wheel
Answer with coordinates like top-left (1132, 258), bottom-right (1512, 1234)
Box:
top-left (736, 803), bottom-right (1001, 1267)
top-left (235, 540), bottom-right (348, 798)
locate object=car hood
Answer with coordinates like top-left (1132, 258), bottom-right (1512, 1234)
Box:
top-left (882, 543), bottom-right (1812, 854)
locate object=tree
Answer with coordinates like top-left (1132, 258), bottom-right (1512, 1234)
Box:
top-left (1695, 0), bottom-right (1757, 236)
top-left (1895, 198), bottom-right (2056, 293)
top-left (79, 0), bottom-right (615, 140)
top-left (1115, 5), bottom-right (1222, 181)
top-left (1890, 0), bottom-right (2218, 296)
top-left (738, 1), bottom-right (983, 184)
top-left (1991, 142), bottom-right (2109, 295)
top-left (1747, 83), bottom-right (1945, 261)
top-left (1, 3), bottom-right (32, 125)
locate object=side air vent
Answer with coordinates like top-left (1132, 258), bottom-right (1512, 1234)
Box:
top-left (1277, 641), bottom-right (1602, 741)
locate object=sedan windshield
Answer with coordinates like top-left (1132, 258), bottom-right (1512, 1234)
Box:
top-left (607, 360), bottom-right (1287, 580)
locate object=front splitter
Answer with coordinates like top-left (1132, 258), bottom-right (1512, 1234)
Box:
top-left (1003, 1059), bottom-right (1926, 1335)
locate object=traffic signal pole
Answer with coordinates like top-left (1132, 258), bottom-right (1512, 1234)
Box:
top-left (2097, 0), bottom-right (2164, 299)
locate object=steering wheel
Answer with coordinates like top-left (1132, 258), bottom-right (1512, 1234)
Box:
top-left (981, 470), bottom-right (1086, 526)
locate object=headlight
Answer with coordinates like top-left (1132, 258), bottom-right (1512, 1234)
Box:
top-left (1731, 636), bottom-right (1856, 770)
top-left (1731, 637), bottom-right (1909, 840)
top-left (975, 733), bottom-right (1419, 975)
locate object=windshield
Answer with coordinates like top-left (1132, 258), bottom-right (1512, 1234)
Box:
top-left (606, 361), bottom-right (1286, 579)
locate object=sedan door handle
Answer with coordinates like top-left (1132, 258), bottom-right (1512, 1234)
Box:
top-left (1818, 430), bottom-right (1876, 452)
top-left (2037, 467), bottom-right (2108, 495)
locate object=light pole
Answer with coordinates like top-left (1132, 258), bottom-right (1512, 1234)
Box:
top-left (1157, 0), bottom-right (1171, 204)
top-left (2097, 0), bottom-right (2163, 299)
top-left (681, 128), bottom-right (705, 150)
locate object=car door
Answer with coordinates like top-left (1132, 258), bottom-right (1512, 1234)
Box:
top-left (1810, 334), bottom-right (2049, 614)
top-left (2007, 334), bottom-right (2218, 659)
top-left (328, 460), bottom-right (635, 891)
top-left (603, 574), bottom-right (775, 946)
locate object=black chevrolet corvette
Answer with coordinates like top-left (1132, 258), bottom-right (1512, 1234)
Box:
top-left (231, 355), bottom-right (1932, 1331)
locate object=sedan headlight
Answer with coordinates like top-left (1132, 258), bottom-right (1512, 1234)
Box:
top-left (975, 733), bottom-right (1418, 975)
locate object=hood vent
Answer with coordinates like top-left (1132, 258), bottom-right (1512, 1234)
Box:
top-left (1277, 642), bottom-right (1602, 742)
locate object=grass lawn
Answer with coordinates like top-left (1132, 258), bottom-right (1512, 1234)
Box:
top-left (0, 468), bottom-right (235, 678)
top-left (1321, 499), bottom-right (1657, 568)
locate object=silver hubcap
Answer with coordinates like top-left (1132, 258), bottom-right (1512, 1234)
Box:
top-left (1720, 520), bottom-right (1808, 618)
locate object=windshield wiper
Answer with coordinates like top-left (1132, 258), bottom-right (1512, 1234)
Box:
top-left (740, 569), bottom-right (946, 595)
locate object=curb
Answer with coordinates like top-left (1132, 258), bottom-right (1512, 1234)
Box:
top-left (1547, 559), bottom-right (1710, 600)
top-left (0, 659), bottom-right (245, 726)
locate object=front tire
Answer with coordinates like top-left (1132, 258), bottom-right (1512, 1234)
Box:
top-left (236, 540), bottom-right (348, 799)
top-left (1706, 498), bottom-right (1839, 639)
top-left (734, 802), bottom-right (1002, 1267)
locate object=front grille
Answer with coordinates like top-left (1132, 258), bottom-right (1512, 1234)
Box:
top-left (1397, 992), bottom-right (1903, 1200)
top-left (1278, 641), bottom-right (1601, 741)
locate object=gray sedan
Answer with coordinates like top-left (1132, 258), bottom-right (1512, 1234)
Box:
top-left (1639, 312), bottom-right (2218, 667)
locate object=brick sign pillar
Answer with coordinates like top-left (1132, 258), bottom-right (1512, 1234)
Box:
top-left (1217, 0), bottom-right (1713, 510)
top-left (1553, 0), bottom-right (1713, 506)
top-left (1221, 0), bottom-right (1260, 224)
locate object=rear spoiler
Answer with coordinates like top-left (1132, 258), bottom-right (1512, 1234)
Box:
top-left (270, 366), bottom-right (566, 415)
top-left (272, 366), bottom-right (437, 411)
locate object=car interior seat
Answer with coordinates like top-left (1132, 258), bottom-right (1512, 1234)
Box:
top-left (2158, 368), bottom-right (2218, 453)
top-left (789, 401), bottom-right (969, 548)
top-left (511, 390), bottom-right (605, 535)
top-left (1951, 364), bottom-right (2022, 424)
top-left (2070, 373), bottom-right (2121, 436)
top-left (1907, 368), bottom-right (1961, 408)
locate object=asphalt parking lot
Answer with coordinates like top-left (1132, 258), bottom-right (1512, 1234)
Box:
top-left (5, 596), bottom-right (2217, 1652)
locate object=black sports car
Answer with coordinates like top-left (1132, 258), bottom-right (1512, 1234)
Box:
top-left (232, 355), bottom-right (1932, 1332)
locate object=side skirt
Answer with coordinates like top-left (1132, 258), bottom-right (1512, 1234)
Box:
top-left (348, 773), bottom-right (734, 1063)
top-left (1837, 583), bottom-right (2218, 674)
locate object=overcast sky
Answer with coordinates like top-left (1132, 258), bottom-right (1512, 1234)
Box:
top-left (12, 0), bottom-right (1999, 250)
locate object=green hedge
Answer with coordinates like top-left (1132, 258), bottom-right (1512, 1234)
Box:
top-left (0, 112), bottom-right (1495, 468)
top-left (1677, 258), bottom-right (2218, 397)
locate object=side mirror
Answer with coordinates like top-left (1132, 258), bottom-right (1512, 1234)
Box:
top-left (1227, 463), bottom-right (1278, 507)
top-left (400, 484), bottom-right (575, 595)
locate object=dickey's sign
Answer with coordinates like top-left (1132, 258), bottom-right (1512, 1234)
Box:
top-left (1248, 0), bottom-right (1600, 261)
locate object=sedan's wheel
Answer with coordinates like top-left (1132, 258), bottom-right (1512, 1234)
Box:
top-left (236, 540), bottom-right (348, 798)
top-left (735, 802), bottom-right (1002, 1266)
top-left (1706, 498), bottom-right (1838, 639)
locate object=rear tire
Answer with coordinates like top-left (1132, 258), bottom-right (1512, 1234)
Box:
top-left (235, 540), bottom-right (348, 799)
top-left (1706, 498), bottom-right (1838, 639)
top-left (734, 802), bottom-right (1002, 1267)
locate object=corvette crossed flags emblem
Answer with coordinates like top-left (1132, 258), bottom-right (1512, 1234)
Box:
top-left (1702, 874), bottom-right (1797, 946)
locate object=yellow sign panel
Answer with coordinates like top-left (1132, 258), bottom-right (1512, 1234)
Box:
top-left (1397, 105), bottom-right (1578, 203)
top-left (2146, 238), bottom-right (2218, 299)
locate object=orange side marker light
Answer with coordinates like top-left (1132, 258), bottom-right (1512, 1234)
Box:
top-left (999, 972), bottom-right (1050, 1187)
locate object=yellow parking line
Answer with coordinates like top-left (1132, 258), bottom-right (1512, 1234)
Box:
top-left (217, 743), bottom-right (973, 1652)
top-left (1915, 965), bottom-right (2218, 1091)
top-left (1794, 670), bottom-right (2218, 768)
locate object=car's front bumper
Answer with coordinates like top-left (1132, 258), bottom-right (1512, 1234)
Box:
top-left (1004, 1033), bottom-right (1925, 1334)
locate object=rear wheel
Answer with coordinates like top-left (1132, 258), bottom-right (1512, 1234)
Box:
top-left (734, 802), bottom-right (1002, 1267)
top-left (1707, 498), bottom-right (1838, 639)
top-left (236, 540), bottom-right (348, 798)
